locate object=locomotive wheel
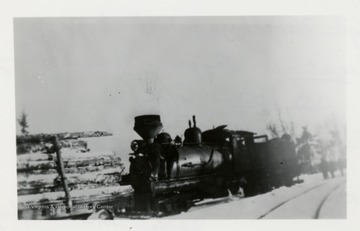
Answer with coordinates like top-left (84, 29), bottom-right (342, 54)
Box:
top-left (113, 205), bottom-right (127, 216)
top-left (259, 183), bottom-right (272, 194)
top-left (242, 185), bottom-right (258, 197)
top-left (284, 179), bottom-right (294, 187)
top-left (229, 185), bottom-right (240, 195)
top-left (87, 209), bottom-right (113, 220)
top-left (182, 200), bottom-right (193, 212)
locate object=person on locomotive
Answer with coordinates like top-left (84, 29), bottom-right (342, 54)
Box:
top-left (129, 140), bottom-right (162, 189)
top-left (147, 142), bottom-right (164, 181)
top-left (130, 129), bottom-right (176, 182)
top-left (154, 132), bottom-right (177, 179)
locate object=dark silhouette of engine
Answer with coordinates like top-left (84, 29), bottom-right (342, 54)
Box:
top-left (124, 114), bottom-right (301, 213)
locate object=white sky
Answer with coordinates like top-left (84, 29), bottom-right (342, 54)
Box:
top-left (14, 17), bottom-right (346, 151)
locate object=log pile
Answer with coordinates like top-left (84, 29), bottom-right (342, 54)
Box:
top-left (17, 131), bottom-right (112, 144)
top-left (17, 162), bottom-right (124, 195)
top-left (17, 150), bottom-right (125, 196)
top-left (17, 132), bottom-right (127, 204)
top-left (17, 150), bottom-right (122, 171)
top-left (16, 131), bottom-right (111, 154)
top-left (18, 185), bottom-right (133, 204)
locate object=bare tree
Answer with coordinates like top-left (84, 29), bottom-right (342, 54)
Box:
top-left (266, 123), bottom-right (280, 138)
top-left (277, 109), bottom-right (288, 134)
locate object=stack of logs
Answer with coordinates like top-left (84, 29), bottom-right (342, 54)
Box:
top-left (17, 132), bottom-right (128, 203)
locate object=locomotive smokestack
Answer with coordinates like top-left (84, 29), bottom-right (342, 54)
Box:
top-left (193, 115), bottom-right (197, 128)
top-left (134, 115), bottom-right (163, 143)
top-left (188, 120), bottom-right (192, 128)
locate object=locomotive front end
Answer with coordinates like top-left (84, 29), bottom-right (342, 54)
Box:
top-left (128, 115), bottom-right (164, 193)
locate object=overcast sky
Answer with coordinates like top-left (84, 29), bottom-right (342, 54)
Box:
top-left (14, 17), bottom-right (346, 152)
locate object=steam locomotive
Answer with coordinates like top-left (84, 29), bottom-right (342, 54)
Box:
top-left (121, 114), bottom-right (301, 214)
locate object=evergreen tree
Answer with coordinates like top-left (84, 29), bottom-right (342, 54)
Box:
top-left (18, 112), bottom-right (29, 136)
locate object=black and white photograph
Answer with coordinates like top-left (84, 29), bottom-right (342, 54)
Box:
top-left (12, 16), bottom-right (348, 220)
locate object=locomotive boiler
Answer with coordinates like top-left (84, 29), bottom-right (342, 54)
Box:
top-left (121, 114), bottom-right (300, 213)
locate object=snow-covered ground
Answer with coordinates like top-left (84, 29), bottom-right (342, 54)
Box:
top-left (164, 171), bottom-right (346, 219)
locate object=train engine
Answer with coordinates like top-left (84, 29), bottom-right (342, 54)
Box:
top-left (125, 115), bottom-right (234, 212)
top-left (122, 114), bottom-right (300, 213)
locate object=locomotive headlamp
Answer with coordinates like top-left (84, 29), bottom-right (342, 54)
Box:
top-left (130, 140), bottom-right (139, 152)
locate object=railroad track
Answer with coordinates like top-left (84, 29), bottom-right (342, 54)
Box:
top-left (258, 178), bottom-right (346, 219)
top-left (314, 181), bottom-right (346, 219)
top-left (113, 177), bottom-right (346, 219)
